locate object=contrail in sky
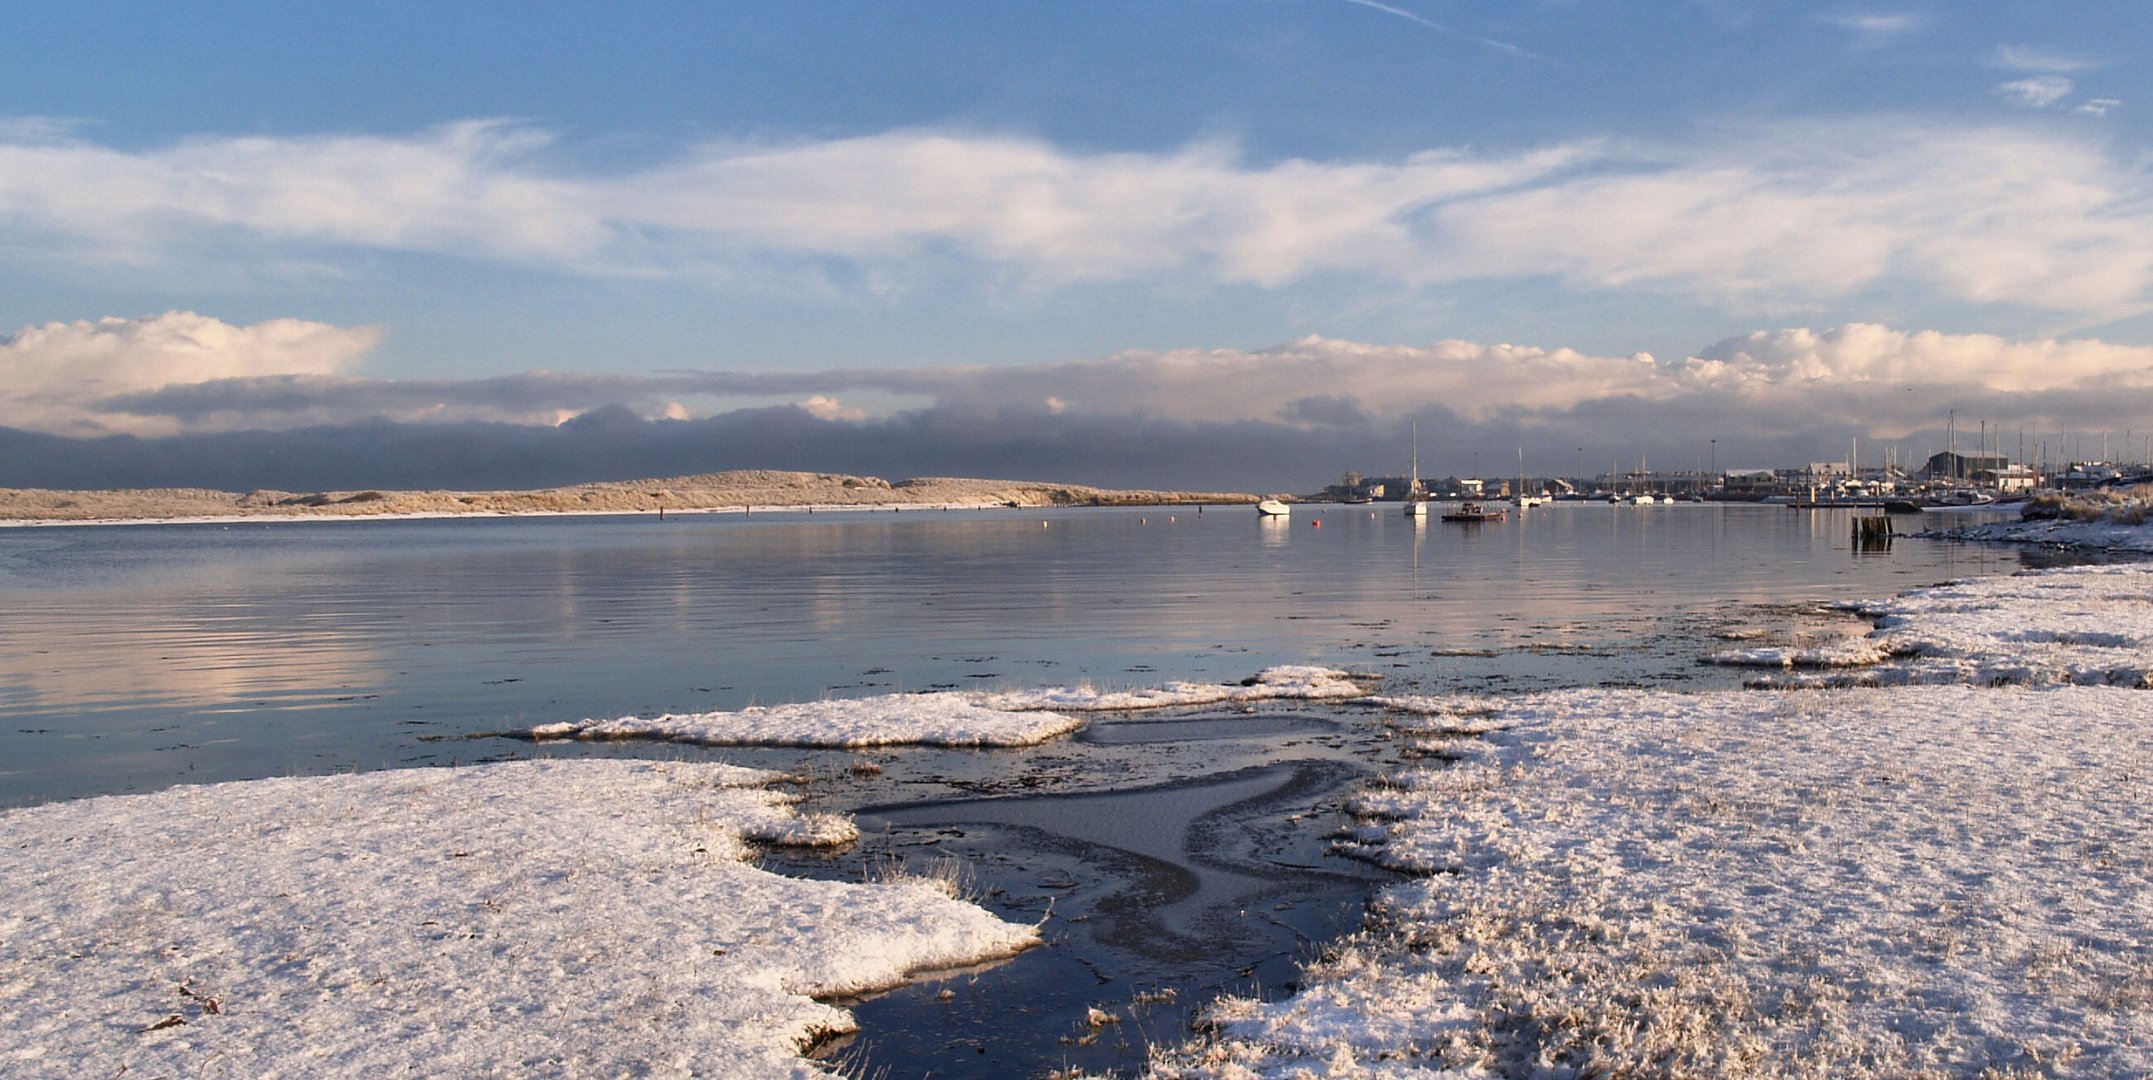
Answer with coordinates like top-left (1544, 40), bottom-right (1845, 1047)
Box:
top-left (1332, 0), bottom-right (1533, 58)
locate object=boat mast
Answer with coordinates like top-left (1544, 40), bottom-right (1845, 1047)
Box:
top-left (1410, 422), bottom-right (1420, 498)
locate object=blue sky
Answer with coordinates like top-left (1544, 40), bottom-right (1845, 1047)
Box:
top-left (1, 2), bottom-right (2149, 488)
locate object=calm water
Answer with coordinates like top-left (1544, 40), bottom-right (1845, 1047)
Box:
top-left (0, 503), bottom-right (2031, 808)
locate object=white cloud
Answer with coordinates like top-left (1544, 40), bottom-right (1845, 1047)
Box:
top-left (2000, 76), bottom-right (2075, 108)
top-left (0, 312), bottom-right (380, 436)
top-left (1820, 12), bottom-right (1931, 48)
top-left (1991, 45), bottom-right (2102, 73)
top-left (1433, 119), bottom-right (2153, 317)
top-left (914, 336), bottom-right (1665, 426)
top-left (1, 118), bottom-right (2151, 320)
top-left (796, 394), bottom-right (866, 422)
top-left (21, 318), bottom-right (2153, 476)
top-left (0, 116), bottom-right (87, 142)
top-left (0, 122), bottom-right (606, 268)
top-left (2079, 99), bottom-right (2122, 117)
top-left (1687, 324), bottom-right (2153, 391)
top-left (922, 325), bottom-right (2153, 442)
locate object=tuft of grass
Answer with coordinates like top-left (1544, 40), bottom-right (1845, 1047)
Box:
top-left (862, 854), bottom-right (980, 902)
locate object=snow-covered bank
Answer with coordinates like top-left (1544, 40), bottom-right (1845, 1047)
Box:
top-left (0, 760), bottom-right (1038, 1077)
top-left (1159, 683), bottom-right (2153, 1078)
top-left (1933, 514), bottom-right (2153, 553)
top-left (985, 665), bottom-right (1373, 711)
top-left (1144, 564), bottom-right (2153, 1078)
top-left (1924, 488), bottom-right (2153, 553)
top-left (530, 693), bottom-right (1087, 747)
top-left (1725, 565), bottom-right (2153, 688)
top-left (526, 666), bottom-right (1375, 746)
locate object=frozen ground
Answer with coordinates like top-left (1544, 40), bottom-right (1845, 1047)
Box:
top-left (1149, 564), bottom-right (2153, 1078)
top-left (529, 692), bottom-right (1088, 747)
top-left (1936, 501), bottom-right (2153, 555)
top-left (984, 665), bottom-right (1373, 711)
top-left (0, 759), bottom-right (1038, 1078)
top-left (1718, 565), bottom-right (2153, 688)
top-left (528, 666), bottom-right (1373, 746)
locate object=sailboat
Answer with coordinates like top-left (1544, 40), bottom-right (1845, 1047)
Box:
top-left (1513, 448), bottom-right (1549, 508)
top-left (1404, 423), bottom-right (1430, 517)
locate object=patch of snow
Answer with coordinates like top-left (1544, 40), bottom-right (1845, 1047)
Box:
top-left (1853, 566), bottom-right (2153, 687)
top-left (1159, 684), bottom-right (2153, 1078)
top-left (531, 693), bottom-right (1086, 748)
top-left (1937, 515), bottom-right (2153, 553)
top-left (528, 666), bottom-right (1374, 747)
top-left (1728, 566), bottom-right (2153, 689)
top-left (1702, 636), bottom-right (1893, 669)
top-left (986, 665), bottom-right (1374, 712)
top-left (0, 760), bottom-right (1037, 1077)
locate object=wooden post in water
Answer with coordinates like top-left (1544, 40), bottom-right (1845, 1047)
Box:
top-left (1853, 515), bottom-right (1893, 549)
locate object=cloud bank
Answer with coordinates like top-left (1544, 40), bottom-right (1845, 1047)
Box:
top-left (2, 117), bottom-right (2149, 318)
top-left (0, 312), bottom-right (381, 437)
top-left (5, 314), bottom-right (2149, 492)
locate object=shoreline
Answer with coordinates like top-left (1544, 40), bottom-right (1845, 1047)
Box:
top-left (0, 469), bottom-right (1255, 527)
top-left (0, 499), bottom-right (1079, 530)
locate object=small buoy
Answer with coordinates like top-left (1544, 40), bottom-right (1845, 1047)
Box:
top-left (1169, 516), bottom-right (1176, 523)
top-left (1140, 517), bottom-right (1147, 524)
top-left (1042, 521), bottom-right (1049, 528)
top-left (1311, 519), bottom-right (1321, 528)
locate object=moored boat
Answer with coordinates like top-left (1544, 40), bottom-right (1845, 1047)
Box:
top-left (1442, 500), bottom-right (1507, 523)
top-left (1256, 498), bottom-right (1292, 517)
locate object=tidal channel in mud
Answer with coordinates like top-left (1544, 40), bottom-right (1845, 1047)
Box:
top-left (755, 704), bottom-right (1405, 1079)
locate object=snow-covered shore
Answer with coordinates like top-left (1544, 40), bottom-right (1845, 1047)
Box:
top-left (0, 760), bottom-right (1038, 1078)
top-left (1933, 514), bottom-right (2153, 554)
top-left (1150, 563), bottom-right (2153, 1078)
top-left (525, 666), bottom-right (1373, 746)
top-left (1712, 564), bottom-right (2153, 688)
top-left (1925, 487), bottom-right (2153, 554)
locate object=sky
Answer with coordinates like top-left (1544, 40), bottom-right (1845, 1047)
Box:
top-left (2, 1), bottom-right (2150, 491)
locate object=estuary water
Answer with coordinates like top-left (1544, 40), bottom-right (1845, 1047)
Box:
top-left (0, 502), bottom-right (2025, 808)
top-left (0, 503), bottom-right (2037, 1076)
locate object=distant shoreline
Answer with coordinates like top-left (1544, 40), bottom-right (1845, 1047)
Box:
top-left (0, 470), bottom-right (1257, 526)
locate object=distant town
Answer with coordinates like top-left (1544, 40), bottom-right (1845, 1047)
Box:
top-left (1312, 450), bottom-right (2152, 509)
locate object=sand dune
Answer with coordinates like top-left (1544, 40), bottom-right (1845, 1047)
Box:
top-left (0, 470), bottom-right (1254, 523)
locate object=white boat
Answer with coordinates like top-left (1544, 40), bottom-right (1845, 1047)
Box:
top-left (1404, 422), bottom-right (1430, 517)
top-left (1512, 448), bottom-right (1549, 507)
top-left (1256, 499), bottom-right (1292, 517)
